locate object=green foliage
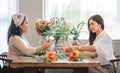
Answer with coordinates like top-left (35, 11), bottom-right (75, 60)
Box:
top-left (70, 20), bottom-right (86, 43)
top-left (37, 51), bottom-right (46, 56)
top-left (46, 17), bottom-right (71, 44)
top-left (40, 26), bottom-right (51, 36)
top-left (56, 53), bottom-right (67, 60)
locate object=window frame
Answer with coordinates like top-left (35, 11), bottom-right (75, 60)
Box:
top-left (43, 0), bottom-right (120, 40)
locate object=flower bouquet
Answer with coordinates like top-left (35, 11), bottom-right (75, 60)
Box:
top-left (47, 17), bottom-right (71, 42)
top-left (34, 19), bottom-right (52, 37)
top-left (46, 17), bottom-right (71, 51)
top-left (34, 19), bottom-right (52, 55)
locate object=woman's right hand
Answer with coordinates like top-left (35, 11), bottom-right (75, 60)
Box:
top-left (36, 39), bottom-right (51, 53)
top-left (41, 39), bottom-right (51, 49)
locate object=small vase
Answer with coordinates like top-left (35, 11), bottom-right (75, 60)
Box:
top-left (38, 35), bottom-right (47, 56)
top-left (54, 40), bottom-right (64, 53)
top-left (54, 39), bottom-right (70, 53)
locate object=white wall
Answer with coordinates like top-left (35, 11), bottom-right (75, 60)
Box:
top-left (19, 0), bottom-right (43, 46)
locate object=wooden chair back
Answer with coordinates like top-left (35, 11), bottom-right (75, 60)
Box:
top-left (0, 52), bottom-right (12, 73)
top-left (110, 54), bottom-right (120, 73)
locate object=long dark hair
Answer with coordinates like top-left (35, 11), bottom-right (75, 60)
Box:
top-left (88, 14), bottom-right (104, 45)
top-left (7, 19), bottom-right (22, 44)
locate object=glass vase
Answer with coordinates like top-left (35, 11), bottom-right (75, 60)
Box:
top-left (38, 35), bottom-right (47, 56)
top-left (54, 39), bottom-right (70, 53)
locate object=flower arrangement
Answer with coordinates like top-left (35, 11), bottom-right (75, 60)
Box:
top-left (34, 17), bottom-right (86, 58)
top-left (34, 19), bottom-right (52, 37)
top-left (35, 47), bottom-right (97, 62)
top-left (46, 17), bottom-right (71, 44)
top-left (34, 19), bottom-right (53, 56)
top-left (63, 46), bottom-right (91, 61)
top-left (34, 17), bottom-right (86, 43)
top-left (35, 51), bottom-right (67, 63)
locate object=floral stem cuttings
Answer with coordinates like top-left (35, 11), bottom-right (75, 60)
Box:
top-left (70, 21), bottom-right (86, 45)
top-left (34, 19), bottom-right (52, 55)
top-left (48, 17), bottom-right (71, 43)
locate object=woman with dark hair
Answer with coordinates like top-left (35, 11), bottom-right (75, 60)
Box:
top-left (2, 13), bottom-right (51, 73)
top-left (70, 14), bottom-right (115, 73)
top-left (7, 13), bottom-right (51, 61)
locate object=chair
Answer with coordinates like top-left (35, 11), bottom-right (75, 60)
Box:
top-left (110, 54), bottom-right (120, 73)
top-left (0, 63), bottom-right (1, 73)
top-left (0, 55), bottom-right (12, 73)
top-left (0, 52), bottom-right (24, 73)
top-left (0, 52), bottom-right (8, 64)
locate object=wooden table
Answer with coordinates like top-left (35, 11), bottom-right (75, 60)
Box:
top-left (11, 59), bottom-right (100, 73)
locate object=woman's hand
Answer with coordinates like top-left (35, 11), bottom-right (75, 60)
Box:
top-left (41, 39), bottom-right (51, 49)
top-left (36, 39), bottom-right (51, 53)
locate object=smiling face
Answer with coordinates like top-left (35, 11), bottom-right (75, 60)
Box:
top-left (88, 19), bottom-right (103, 36)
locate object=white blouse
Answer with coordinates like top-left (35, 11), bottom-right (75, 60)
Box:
top-left (93, 31), bottom-right (115, 65)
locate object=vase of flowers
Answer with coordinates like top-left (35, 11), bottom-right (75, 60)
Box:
top-left (34, 19), bottom-right (52, 55)
top-left (46, 17), bottom-right (71, 52)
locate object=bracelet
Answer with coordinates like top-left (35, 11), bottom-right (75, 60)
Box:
top-left (95, 53), bottom-right (98, 57)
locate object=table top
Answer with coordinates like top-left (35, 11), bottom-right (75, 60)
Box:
top-left (11, 59), bottom-right (100, 68)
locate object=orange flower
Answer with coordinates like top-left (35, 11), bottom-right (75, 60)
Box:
top-left (34, 19), bottom-right (51, 36)
top-left (34, 22), bottom-right (40, 26)
top-left (72, 50), bottom-right (80, 57)
top-left (63, 46), bottom-right (73, 53)
top-left (39, 24), bottom-right (45, 30)
top-left (45, 51), bottom-right (56, 62)
top-left (68, 54), bottom-right (74, 61)
top-left (68, 50), bottom-right (80, 61)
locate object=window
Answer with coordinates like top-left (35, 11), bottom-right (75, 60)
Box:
top-left (0, 0), bottom-right (18, 53)
top-left (43, 0), bottom-right (120, 40)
